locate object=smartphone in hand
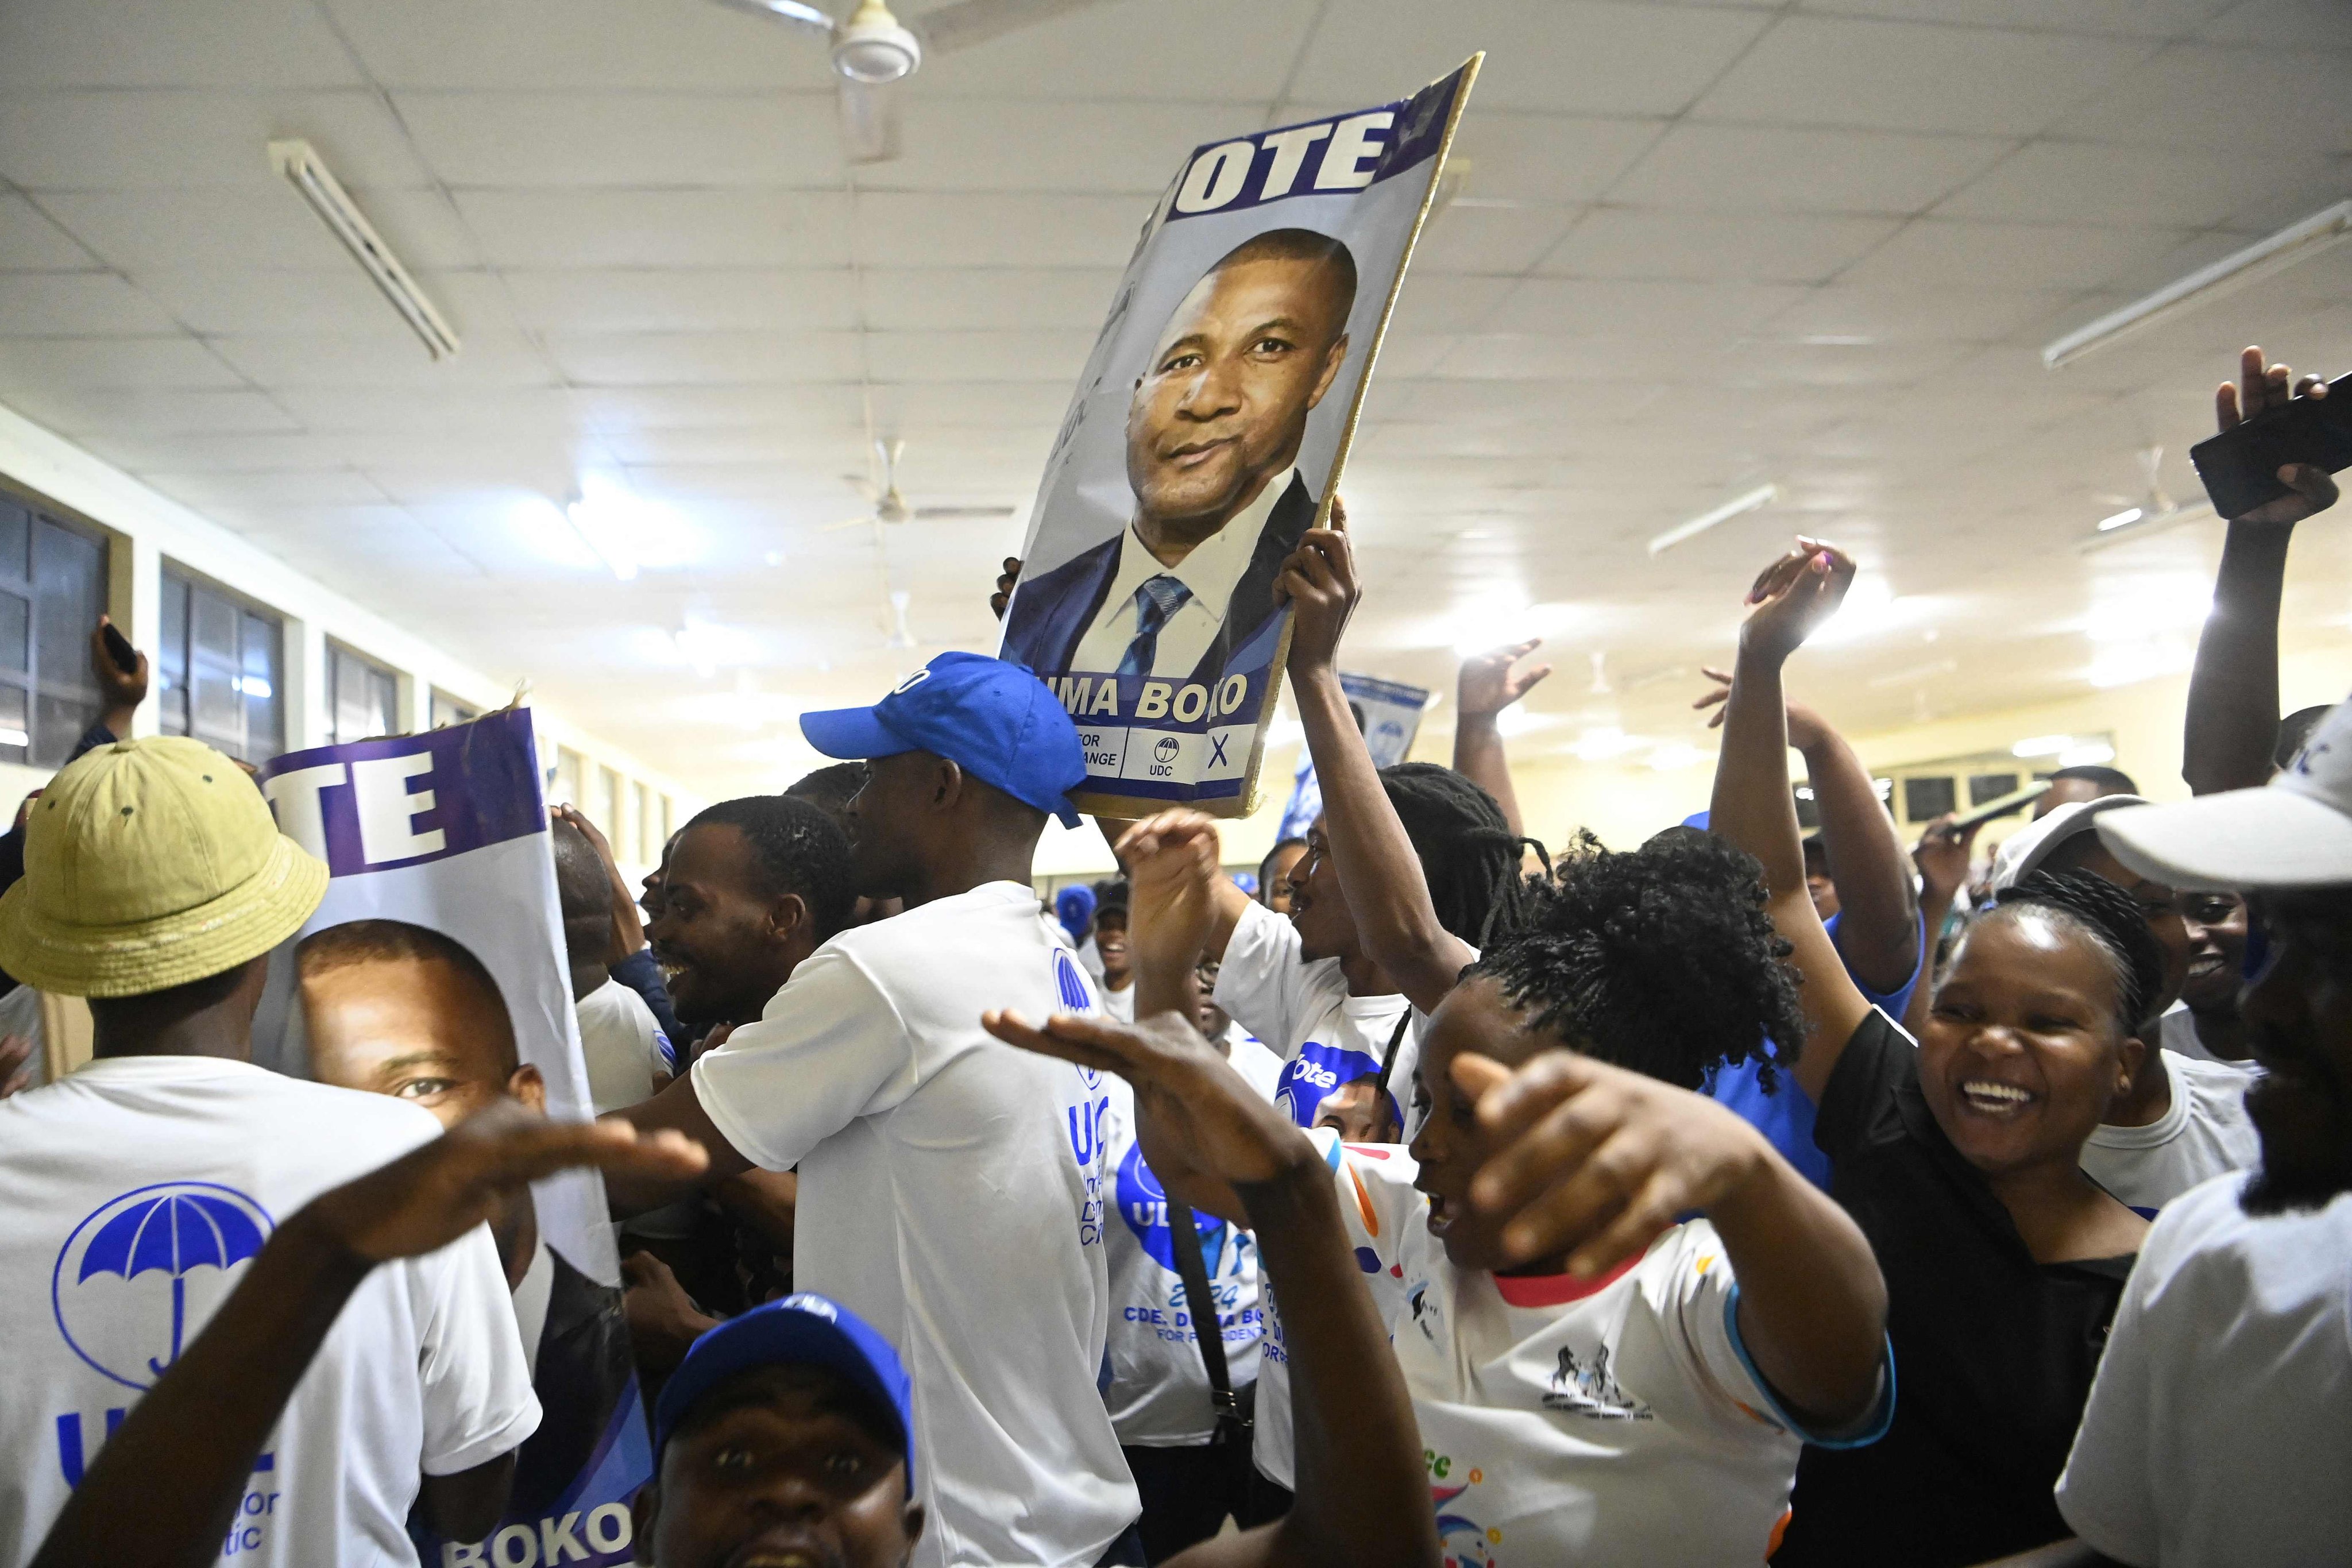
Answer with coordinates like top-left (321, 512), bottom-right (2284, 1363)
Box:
top-left (2191, 373), bottom-right (2352, 520)
top-left (99, 621), bottom-right (138, 676)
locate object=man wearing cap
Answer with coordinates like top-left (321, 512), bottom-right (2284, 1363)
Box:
top-left (609, 651), bottom-right (1141, 1568)
top-left (2042, 697), bottom-right (2352, 1567)
top-left (1989, 797), bottom-right (2262, 1216)
top-left (0, 736), bottom-right (540, 1566)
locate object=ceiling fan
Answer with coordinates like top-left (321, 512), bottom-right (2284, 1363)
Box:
top-left (2079, 445), bottom-right (2214, 553)
top-left (708, 0), bottom-right (1118, 163)
top-left (822, 438), bottom-right (1016, 530)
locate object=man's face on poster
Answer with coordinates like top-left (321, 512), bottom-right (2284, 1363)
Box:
top-left (1126, 254), bottom-right (1351, 548)
top-left (301, 954), bottom-right (542, 1130)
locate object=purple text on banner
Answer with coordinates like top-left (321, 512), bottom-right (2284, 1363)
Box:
top-left (1161, 67), bottom-right (1461, 223)
top-left (256, 709), bottom-right (546, 878)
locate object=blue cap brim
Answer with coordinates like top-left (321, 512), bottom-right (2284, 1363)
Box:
top-left (801, 705), bottom-right (914, 760)
top-left (653, 1304), bottom-right (913, 1493)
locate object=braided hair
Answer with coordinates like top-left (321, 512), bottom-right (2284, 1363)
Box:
top-left (1377, 762), bottom-right (1546, 949)
top-left (1988, 869), bottom-right (2167, 1035)
top-left (1466, 829), bottom-right (1805, 1091)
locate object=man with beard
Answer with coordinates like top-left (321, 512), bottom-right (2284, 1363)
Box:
top-left (2040, 694), bottom-right (2352, 1566)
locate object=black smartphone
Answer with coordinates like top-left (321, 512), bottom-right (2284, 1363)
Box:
top-left (2189, 372), bottom-right (2352, 520)
top-left (99, 621), bottom-right (138, 675)
top-left (1951, 781), bottom-right (2049, 832)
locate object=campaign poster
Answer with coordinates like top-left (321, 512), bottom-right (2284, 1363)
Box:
top-left (1276, 671), bottom-right (1434, 843)
top-left (254, 711), bottom-right (648, 1568)
top-left (998, 57), bottom-right (1480, 818)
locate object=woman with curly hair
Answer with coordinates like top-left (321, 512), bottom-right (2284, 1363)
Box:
top-left (1705, 540), bottom-right (2157, 1567)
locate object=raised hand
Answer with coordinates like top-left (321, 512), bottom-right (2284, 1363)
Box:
top-left (1693, 665), bottom-right (1828, 747)
top-left (1458, 638), bottom-right (1552, 719)
top-left (90, 615), bottom-right (149, 733)
top-left (1115, 810), bottom-right (1225, 993)
top-left (990, 556), bottom-right (1022, 620)
top-left (1459, 1050), bottom-right (1773, 1277)
top-left (2217, 345), bottom-right (2337, 526)
top-left (1275, 512), bottom-right (1361, 679)
top-left (1739, 538), bottom-right (1857, 669)
top-left (305, 1100), bottom-right (706, 1265)
top-left (1911, 813), bottom-right (1982, 897)
top-left (982, 1008), bottom-right (1309, 1200)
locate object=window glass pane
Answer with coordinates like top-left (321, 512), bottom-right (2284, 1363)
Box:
top-left (0, 684), bottom-right (27, 762)
top-left (431, 689), bottom-right (478, 729)
top-left (632, 782), bottom-right (653, 864)
top-left (554, 747), bottom-right (582, 809)
top-left (370, 669), bottom-right (398, 739)
top-left (1902, 776), bottom-right (1956, 822)
top-left (0, 590), bottom-right (27, 677)
top-left (191, 585), bottom-right (242, 750)
top-left (241, 612), bottom-right (281, 760)
top-left (159, 574), bottom-right (191, 737)
top-left (0, 501), bottom-right (28, 582)
top-left (596, 765), bottom-right (621, 840)
top-left (30, 519), bottom-right (106, 766)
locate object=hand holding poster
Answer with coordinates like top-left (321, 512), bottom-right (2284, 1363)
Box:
top-left (999, 56), bottom-right (1480, 817)
top-left (256, 711), bottom-right (650, 1568)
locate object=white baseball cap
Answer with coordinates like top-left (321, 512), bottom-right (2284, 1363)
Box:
top-left (1989, 795), bottom-right (2150, 891)
top-left (2097, 697), bottom-right (2352, 892)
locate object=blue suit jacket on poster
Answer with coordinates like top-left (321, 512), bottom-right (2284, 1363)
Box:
top-left (1002, 472), bottom-right (1318, 688)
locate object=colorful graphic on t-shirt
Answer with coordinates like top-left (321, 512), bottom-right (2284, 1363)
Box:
top-left (1542, 1342), bottom-right (1652, 1422)
top-left (1116, 1141), bottom-right (1237, 1275)
top-left (1273, 1040), bottom-right (1391, 1127)
top-left (51, 1181), bottom-right (273, 1393)
top-left (1054, 949), bottom-right (1095, 1012)
top-left (1431, 1478), bottom-right (1500, 1567)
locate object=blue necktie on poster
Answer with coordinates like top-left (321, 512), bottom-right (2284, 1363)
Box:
top-left (1117, 576), bottom-right (1192, 677)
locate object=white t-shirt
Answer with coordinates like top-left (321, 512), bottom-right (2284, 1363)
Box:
top-left (2057, 1173), bottom-right (2352, 1567)
top-left (1100, 979), bottom-right (1136, 1024)
top-left (2081, 1049), bottom-right (2262, 1216)
top-left (1214, 899), bottom-right (1430, 1136)
top-left (0, 1056), bottom-right (537, 1568)
top-left (573, 978), bottom-right (670, 1117)
top-left (690, 882), bottom-right (1137, 1568)
top-left (1260, 1131), bottom-right (1888, 1562)
top-left (1101, 1036), bottom-right (1284, 1448)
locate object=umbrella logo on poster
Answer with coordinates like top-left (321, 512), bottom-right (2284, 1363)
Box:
top-left (999, 56), bottom-right (1481, 818)
top-left (52, 1181), bottom-right (273, 1391)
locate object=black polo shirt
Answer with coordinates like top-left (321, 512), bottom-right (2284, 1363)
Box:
top-left (1772, 1009), bottom-right (2133, 1568)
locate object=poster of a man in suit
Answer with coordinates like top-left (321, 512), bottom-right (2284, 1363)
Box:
top-left (998, 57), bottom-right (1478, 817)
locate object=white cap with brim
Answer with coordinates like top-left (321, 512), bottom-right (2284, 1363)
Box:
top-left (1989, 795), bottom-right (2150, 891)
top-left (2098, 696), bottom-right (2352, 893)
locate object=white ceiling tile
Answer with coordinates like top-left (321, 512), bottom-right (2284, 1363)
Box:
top-left (862, 329), bottom-right (1095, 383)
top-left (1540, 209), bottom-right (1902, 283)
top-left (852, 192), bottom-right (1147, 268)
top-left (860, 99), bottom-right (1259, 195)
top-left (1839, 218), bottom-right (2193, 292)
top-left (913, 0), bottom-right (1318, 102)
top-left (1289, 1), bottom-right (1774, 116)
top-left (142, 468), bottom-right (391, 508)
top-left (208, 331), bottom-right (558, 389)
top-left (0, 336), bottom-right (243, 391)
top-left (1763, 284), bottom-right (2075, 343)
top-left (0, 0), bottom-right (364, 89)
top-left (38, 186), bottom-right (478, 271)
top-left (1301, 111), bottom-right (1664, 207)
top-left (594, 425), bottom-right (862, 465)
top-left (1609, 123), bottom-right (2016, 215)
top-left (75, 430), bottom-right (352, 472)
top-left (1381, 274), bottom-right (1517, 334)
top-left (541, 330), bottom-right (866, 385)
top-left (501, 268), bottom-right (861, 332)
top-left (885, 381), bottom-right (1075, 428)
top-left (1693, 14), bottom-right (2154, 136)
top-left (0, 386), bottom-right (299, 434)
top-left (319, 0), bottom-right (838, 90)
top-left (2196, 0), bottom-right (2352, 46)
top-left (1936, 140), bottom-right (2336, 229)
top-left (571, 384), bottom-right (865, 431)
top-left (451, 190), bottom-right (854, 267)
top-left (0, 272), bottom-right (181, 335)
top-left (268, 385), bottom-right (582, 432)
top-left (0, 91), bottom-right (432, 192)
top-left (1406, 204), bottom-right (1583, 275)
top-left (1492, 277), bottom-right (1810, 339)
top-left (393, 91), bottom-right (845, 190)
top-left (129, 268), bottom-right (432, 335)
top-left (859, 267), bottom-right (1120, 331)
top-left (2049, 45), bottom-right (2352, 153)
top-left (1797, 0), bottom-right (2236, 37)
top-left (0, 195), bottom-right (99, 268)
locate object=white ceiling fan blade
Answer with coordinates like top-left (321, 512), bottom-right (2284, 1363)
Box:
top-left (918, 0), bottom-right (1117, 53)
top-left (820, 515), bottom-right (875, 532)
top-left (707, 0), bottom-right (837, 40)
top-left (910, 505), bottom-right (1016, 520)
top-left (837, 77), bottom-right (902, 165)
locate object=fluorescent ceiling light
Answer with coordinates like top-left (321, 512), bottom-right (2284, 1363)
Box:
top-left (2059, 741), bottom-right (2117, 768)
top-left (1573, 725), bottom-right (1643, 762)
top-left (0, 727), bottom-right (26, 749)
top-left (269, 140), bottom-right (459, 361)
top-left (233, 675), bottom-right (273, 700)
top-left (2011, 734), bottom-right (2073, 758)
top-left (1647, 483), bottom-right (1779, 557)
top-left (2096, 507), bottom-right (2144, 532)
top-left (2042, 200), bottom-right (2352, 370)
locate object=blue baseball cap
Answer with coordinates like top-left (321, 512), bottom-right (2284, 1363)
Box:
top-left (800, 652), bottom-right (1086, 828)
top-left (652, 1293), bottom-right (916, 1494)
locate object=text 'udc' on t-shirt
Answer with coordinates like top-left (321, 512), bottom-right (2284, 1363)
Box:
top-left (689, 882), bottom-right (1137, 1568)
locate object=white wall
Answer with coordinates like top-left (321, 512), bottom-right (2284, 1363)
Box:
top-left (0, 404), bottom-right (700, 874)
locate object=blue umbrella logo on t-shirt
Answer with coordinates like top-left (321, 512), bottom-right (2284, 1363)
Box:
top-left (1273, 1041), bottom-right (1393, 1129)
top-left (1117, 1141), bottom-right (1234, 1275)
top-left (52, 1182), bottom-right (274, 1391)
